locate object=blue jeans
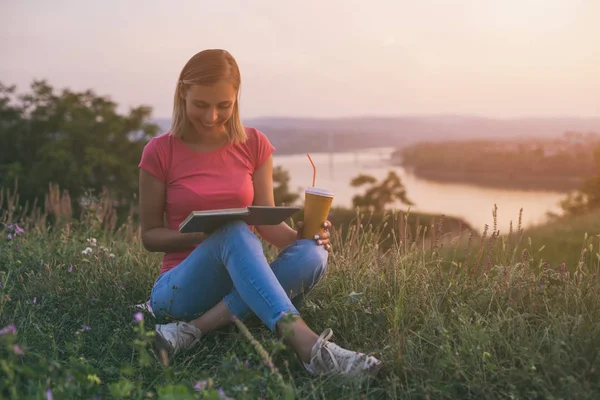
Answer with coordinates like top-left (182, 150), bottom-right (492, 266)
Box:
top-left (150, 220), bottom-right (329, 332)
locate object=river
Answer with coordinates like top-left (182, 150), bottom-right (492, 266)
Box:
top-left (272, 147), bottom-right (566, 234)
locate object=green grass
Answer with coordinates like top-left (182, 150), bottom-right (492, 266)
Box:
top-left (2, 199), bottom-right (600, 399)
top-left (521, 210), bottom-right (600, 269)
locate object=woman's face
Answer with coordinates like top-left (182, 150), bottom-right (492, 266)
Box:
top-left (183, 80), bottom-right (237, 137)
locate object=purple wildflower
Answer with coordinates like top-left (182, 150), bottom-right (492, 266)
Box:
top-left (68, 264), bottom-right (73, 273)
top-left (46, 389), bottom-right (53, 400)
top-left (15, 225), bottom-right (24, 235)
top-left (7, 224), bottom-right (13, 230)
top-left (0, 323), bottom-right (16, 335)
top-left (33, 297), bottom-right (37, 304)
top-left (0, 281), bottom-right (3, 288)
top-left (13, 344), bottom-right (24, 355)
top-left (82, 325), bottom-right (91, 331)
top-left (134, 312), bottom-right (144, 323)
top-left (13, 244), bottom-right (20, 250)
top-left (193, 380), bottom-right (208, 391)
top-left (7, 234), bottom-right (12, 240)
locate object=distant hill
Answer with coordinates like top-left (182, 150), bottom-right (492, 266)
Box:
top-left (152, 116), bottom-right (600, 155)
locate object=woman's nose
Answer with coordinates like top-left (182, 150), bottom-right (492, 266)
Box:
top-left (204, 107), bottom-right (218, 123)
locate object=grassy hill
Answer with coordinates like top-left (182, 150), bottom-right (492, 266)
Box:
top-left (521, 210), bottom-right (600, 270)
top-left (2, 195), bottom-right (600, 398)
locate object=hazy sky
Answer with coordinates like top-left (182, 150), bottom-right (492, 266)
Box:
top-left (2, 0), bottom-right (599, 119)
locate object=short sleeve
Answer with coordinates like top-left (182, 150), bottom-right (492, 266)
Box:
top-left (253, 129), bottom-right (275, 170)
top-left (138, 137), bottom-right (167, 183)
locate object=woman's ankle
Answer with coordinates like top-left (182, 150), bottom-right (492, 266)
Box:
top-left (277, 316), bottom-right (319, 363)
top-left (190, 300), bottom-right (234, 334)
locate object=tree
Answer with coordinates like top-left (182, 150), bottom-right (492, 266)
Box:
top-left (560, 145), bottom-right (600, 215)
top-left (272, 165), bottom-right (299, 205)
top-left (350, 170), bottom-right (414, 211)
top-left (0, 80), bottom-right (159, 216)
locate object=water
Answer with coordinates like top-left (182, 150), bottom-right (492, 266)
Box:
top-left (272, 147), bottom-right (566, 234)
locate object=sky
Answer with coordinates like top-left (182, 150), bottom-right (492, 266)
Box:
top-left (1, 0), bottom-right (599, 119)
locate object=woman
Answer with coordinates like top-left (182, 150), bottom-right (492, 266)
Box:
top-left (138, 49), bottom-right (381, 377)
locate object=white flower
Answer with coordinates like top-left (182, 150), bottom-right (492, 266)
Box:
top-left (108, 253), bottom-right (115, 258)
top-left (82, 247), bottom-right (93, 255)
top-left (86, 238), bottom-right (97, 247)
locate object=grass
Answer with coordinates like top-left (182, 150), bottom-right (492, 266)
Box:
top-left (2, 188), bottom-right (600, 399)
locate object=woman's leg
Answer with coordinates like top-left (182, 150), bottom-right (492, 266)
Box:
top-left (151, 221), bottom-right (381, 376)
top-left (151, 220), bottom-right (328, 323)
top-left (151, 220), bottom-right (303, 331)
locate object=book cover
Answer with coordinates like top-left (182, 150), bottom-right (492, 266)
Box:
top-left (178, 206), bottom-right (301, 234)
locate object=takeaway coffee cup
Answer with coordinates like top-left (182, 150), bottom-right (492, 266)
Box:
top-left (302, 187), bottom-right (334, 240)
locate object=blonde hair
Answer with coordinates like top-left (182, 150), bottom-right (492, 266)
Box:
top-left (170, 49), bottom-right (246, 145)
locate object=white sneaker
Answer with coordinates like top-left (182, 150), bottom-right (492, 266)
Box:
top-left (154, 321), bottom-right (202, 356)
top-left (304, 328), bottom-right (382, 377)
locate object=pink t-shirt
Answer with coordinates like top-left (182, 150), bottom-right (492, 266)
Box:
top-left (138, 127), bottom-right (275, 274)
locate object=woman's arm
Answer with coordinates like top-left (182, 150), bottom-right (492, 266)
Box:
top-left (252, 156), bottom-right (299, 249)
top-left (138, 169), bottom-right (205, 252)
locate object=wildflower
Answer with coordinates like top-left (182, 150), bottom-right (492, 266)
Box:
top-left (134, 312), bottom-right (144, 323)
top-left (0, 323), bottom-right (16, 335)
top-left (82, 247), bottom-right (93, 255)
top-left (33, 297), bottom-right (37, 304)
top-left (87, 238), bottom-right (97, 247)
top-left (91, 296), bottom-right (96, 301)
top-left (68, 264), bottom-right (73, 273)
top-left (0, 281), bottom-right (2, 288)
top-left (13, 244), bottom-right (20, 250)
top-left (7, 224), bottom-right (13, 231)
top-left (46, 389), bottom-right (53, 400)
top-left (108, 253), bottom-right (115, 258)
top-left (15, 225), bottom-right (24, 235)
top-left (7, 234), bottom-right (12, 240)
top-left (193, 380), bottom-right (208, 391)
top-left (82, 325), bottom-right (92, 331)
top-left (13, 344), bottom-right (24, 355)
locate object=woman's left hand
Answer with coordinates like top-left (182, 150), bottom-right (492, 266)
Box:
top-left (296, 220), bottom-right (333, 252)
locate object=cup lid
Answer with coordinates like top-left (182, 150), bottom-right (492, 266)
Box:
top-left (305, 187), bottom-right (334, 197)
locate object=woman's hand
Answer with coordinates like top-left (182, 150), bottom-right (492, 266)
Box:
top-left (296, 220), bottom-right (333, 252)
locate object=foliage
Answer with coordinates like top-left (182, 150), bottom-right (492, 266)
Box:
top-left (2, 184), bottom-right (600, 399)
top-left (559, 145), bottom-right (600, 216)
top-left (350, 170), bottom-right (414, 211)
top-left (0, 80), bottom-right (159, 218)
top-left (396, 132), bottom-right (600, 191)
top-left (272, 165), bottom-right (300, 206)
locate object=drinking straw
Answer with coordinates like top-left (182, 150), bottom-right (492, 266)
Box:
top-left (307, 154), bottom-right (316, 187)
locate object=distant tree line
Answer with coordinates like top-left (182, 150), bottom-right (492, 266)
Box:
top-left (395, 135), bottom-right (600, 191)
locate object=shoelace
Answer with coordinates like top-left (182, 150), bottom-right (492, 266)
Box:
top-left (309, 329), bottom-right (366, 375)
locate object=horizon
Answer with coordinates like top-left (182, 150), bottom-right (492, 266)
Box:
top-left (2, 1), bottom-right (599, 120)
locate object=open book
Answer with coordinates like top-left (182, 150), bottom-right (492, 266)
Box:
top-left (178, 205), bottom-right (301, 234)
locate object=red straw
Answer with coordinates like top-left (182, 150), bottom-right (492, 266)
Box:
top-left (306, 154), bottom-right (316, 187)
